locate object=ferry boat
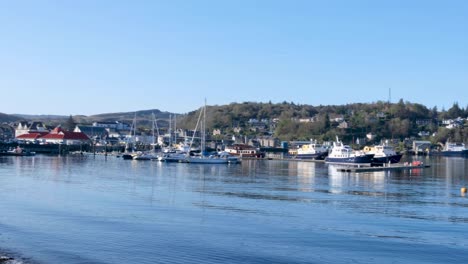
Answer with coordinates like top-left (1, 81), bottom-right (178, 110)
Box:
top-left (325, 138), bottom-right (374, 165)
top-left (295, 141), bottom-right (329, 160)
top-left (224, 144), bottom-right (264, 158)
top-left (363, 144), bottom-right (402, 164)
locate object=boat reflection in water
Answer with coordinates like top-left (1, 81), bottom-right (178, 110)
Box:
top-left (1, 156), bottom-right (468, 264)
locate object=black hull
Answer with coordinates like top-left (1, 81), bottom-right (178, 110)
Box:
top-left (296, 152), bottom-right (328, 160)
top-left (325, 154), bottom-right (374, 164)
top-left (372, 154), bottom-right (403, 164)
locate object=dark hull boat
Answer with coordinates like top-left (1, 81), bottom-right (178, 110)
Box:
top-left (372, 153), bottom-right (403, 164)
top-left (325, 154), bottom-right (374, 164)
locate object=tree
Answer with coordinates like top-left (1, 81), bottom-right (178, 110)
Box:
top-left (64, 115), bottom-right (76, 131)
top-left (447, 102), bottom-right (463, 119)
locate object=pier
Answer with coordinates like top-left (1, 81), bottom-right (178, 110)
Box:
top-left (336, 164), bottom-right (430, 173)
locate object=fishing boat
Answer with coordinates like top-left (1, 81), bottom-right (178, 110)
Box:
top-left (325, 137), bottom-right (374, 165)
top-left (440, 141), bottom-right (468, 156)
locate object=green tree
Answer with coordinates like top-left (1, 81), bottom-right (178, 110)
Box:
top-left (64, 115), bottom-right (76, 131)
top-left (447, 102), bottom-right (463, 119)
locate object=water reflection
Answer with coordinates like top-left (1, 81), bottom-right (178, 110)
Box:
top-left (1, 155), bottom-right (468, 264)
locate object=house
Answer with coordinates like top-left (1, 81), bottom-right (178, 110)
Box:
top-left (41, 127), bottom-right (90, 145)
top-left (257, 136), bottom-right (280, 147)
top-left (337, 121), bottom-right (348, 129)
top-left (15, 121), bottom-right (49, 137)
top-left (298, 116), bottom-right (319, 123)
top-left (233, 127), bottom-right (242, 133)
top-left (416, 119), bottom-right (432, 126)
top-left (92, 121), bottom-right (130, 130)
top-left (105, 128), bottom-right (122, 139)
top-left (213, 129), bottom-right (222, 136)
top-left (418, 131), bottom-right (431, 137)
top-left (329, 115), bottom-right (345, 123)
top-left (74, 126), bottom-right (108, 139)
top-left (366, 133), bottom-right (376, 141)
top-left (0, 124), bottom-right (15, 141)
top-left (16, 131), bottom-right (49, 142)
top-left (376, 112), bottom-right (387, 119)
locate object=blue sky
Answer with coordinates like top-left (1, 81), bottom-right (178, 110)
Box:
top-left (0, 0), bottom-right (466, 115)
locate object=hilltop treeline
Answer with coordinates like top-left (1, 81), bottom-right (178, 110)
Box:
top-left (177, 100), bottom-right (468, 144)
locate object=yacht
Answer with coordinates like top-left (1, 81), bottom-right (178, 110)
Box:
top-left (185, 100), bottom-right (240, 164)
top-left (325, 138), bottom-right (374, 165)
top-left (187, 151), bottom-right (239, 164)
top-left (295, 141), bottom-right (329, 160)
top-left (363, 144), bottom-right (402, 164)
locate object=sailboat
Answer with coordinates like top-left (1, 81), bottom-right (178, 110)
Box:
top-left (186, 100), bottom-right (240, 164)
top-left (157, 114), bottom-right (191, 162)
top-left (133, 112), bottom-right (159, 160)
top-left (122, 113), bottom-right (138, 160)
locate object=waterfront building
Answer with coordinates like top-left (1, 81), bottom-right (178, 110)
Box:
top-left (41, 127), bottom-right (90, 145)
top-left (74, 126), bottom-right (108, 139)
top-left (15, 121), bottom-right (49, 137)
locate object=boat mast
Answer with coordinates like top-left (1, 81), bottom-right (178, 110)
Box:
top-left (174, 114), bottom-right (177, 145)
top-left (168, 114), bottom-right (172, 148)
top-left (202, 99), bottom-right (206, 153)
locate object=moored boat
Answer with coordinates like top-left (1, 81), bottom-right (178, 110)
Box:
top-left (325, 138), bottom-right (373, 165)
top-left (187, 151), bottom-right (239, 164)
top-left (363, 144), bottom-right (402, 164)
top-left (185, 100), bottom-right (240, 165)
top-left (441, 141), bottom-right (468, 156)
top-left (295, 141), bottom-right (329, 160)
top-left (224, 144), bottom-right (264, 158)
top-left (0, 147), bottom-right (36, 157)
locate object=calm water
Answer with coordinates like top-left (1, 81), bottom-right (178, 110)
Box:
top-left (1, 155), bottom-right (467, 264)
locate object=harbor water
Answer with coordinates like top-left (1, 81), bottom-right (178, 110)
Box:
top-left (1, 155), bottom-right (467, 263)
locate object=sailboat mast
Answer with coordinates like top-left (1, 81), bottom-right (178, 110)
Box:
top-left (174, 114), bottom-right (177, 145)
top-left (168, 114), bottom-right (172, 147)
top-left (202, 99), bottom-right (206, 152)
top-left (151, 112), bottom-right (156, 151)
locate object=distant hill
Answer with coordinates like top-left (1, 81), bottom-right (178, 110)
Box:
top-left (8, 109), bottom-right (178, 128)
top-left (0, 112), bottom-right (21, 123)
top-left (6, 101), bottom-right (467, 143)
top-left (13, 114), bottom-right (68, 120)
top-left (89, 109), bottom-right (176, 128)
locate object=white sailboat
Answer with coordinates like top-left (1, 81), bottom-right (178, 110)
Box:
top-left (133, 112), bottom-right (159, 160)
top-left (186, 100), bottom-right (239, 164)
top-left (122, 113), bottom-right (138, 160)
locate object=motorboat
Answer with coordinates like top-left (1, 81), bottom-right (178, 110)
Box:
top-left (295, 141), bottom-right (329, 160)
top-left (325, 137), bottom-right (373, 165)
top-left (363, 144), bottom-right (402, 164)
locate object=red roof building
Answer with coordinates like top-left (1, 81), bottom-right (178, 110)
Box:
top-left (40, 127), bottom-right (90, 145)
top-left (15, 126), bottom-right (90, 145)
top-left (16, 132), bottom-right (50, 142)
